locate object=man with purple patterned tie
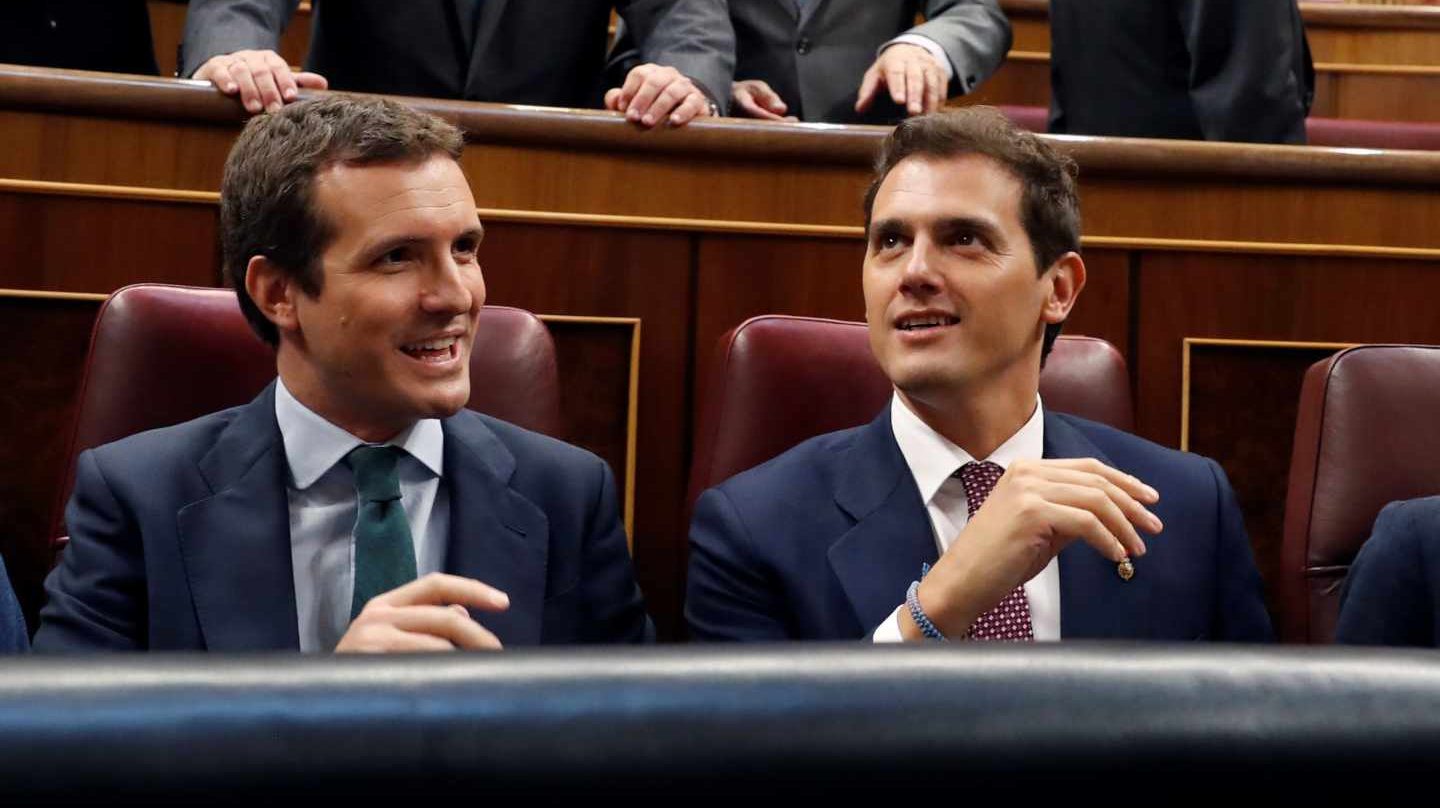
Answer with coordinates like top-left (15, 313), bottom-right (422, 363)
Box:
top-left (685, 107), bottom-right (1273, 643)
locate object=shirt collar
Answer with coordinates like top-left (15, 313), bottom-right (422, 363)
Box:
top-left (890, 391), bottom-right (1045, 505)
top-left (274, 379), bottom-right (445, 490)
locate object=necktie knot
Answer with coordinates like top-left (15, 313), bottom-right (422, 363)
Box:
top-left (344, 445), bottom-right (405, 503)
top-left (955, 460), bottom-right (1004, 518)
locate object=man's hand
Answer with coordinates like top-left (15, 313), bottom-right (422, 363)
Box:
top-left (730, 79), bottom-right (797, 122)
top-left (906, 459), bottom-right (1162, 640)
top-left (855, 43), bottom-right (947, 117)
top-left (194, 49), bottom-right (328, 115)
top-left (605, 63), bottom-right (714, 128)
top-left (335, 572), bottom-right (510, 653)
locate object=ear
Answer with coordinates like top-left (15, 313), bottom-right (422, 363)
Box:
top-left (244, 255), bottom-right (302, 336)
top-left (1041, 251), bottom-right (1086, 325)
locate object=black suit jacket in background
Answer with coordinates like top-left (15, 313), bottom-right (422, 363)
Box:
top-left (0, 0), bottom-right (158, 76)
top-left (182, 0), bottom-right (676, 108)
top-left (1048, 0), bottom-right (1313, 144)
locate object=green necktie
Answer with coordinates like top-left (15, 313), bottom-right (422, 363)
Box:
top-left (345, 445), bottom-right (418, 618)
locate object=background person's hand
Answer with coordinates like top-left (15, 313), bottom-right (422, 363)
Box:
top-left (605, 63), bottom-right (714, 127)
top-left (336, 573), bottom-right (510, 653)
top-left (905, 458), bottom-right (1161, 639)
top-left (730, 79), bottom-right (796, 121)
top-left (194, 49), bottom-right (328, 114)
top-left (855, 43), bottom-right (947, 117)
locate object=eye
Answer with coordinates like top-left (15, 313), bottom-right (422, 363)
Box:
top-left (873, 230), bottom-right (906, 252)
top-left (377, 245), bottom-right (412, 267)
top-left (453, 235), bottom-right (480, 259)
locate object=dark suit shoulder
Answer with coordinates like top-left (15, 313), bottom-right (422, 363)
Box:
top-left (86, 405), bottom-right (250, 476)
top-left (1055, 412), bottom-right (1219, 485)
top-left (712, 424), bottom-right (868, 505)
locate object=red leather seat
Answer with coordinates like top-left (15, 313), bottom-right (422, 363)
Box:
top-left (49, 283), bottom-right (560, 546)
top-left (1280, 345), bottom-right (1440, 644)
top-left (1305, 118), bottom-right (1440, 152)
top-left (686, 315), bottom-right (1132, 509)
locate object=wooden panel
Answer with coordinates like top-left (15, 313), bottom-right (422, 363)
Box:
top-left (1135, 251), bottom-right (1440, 451)
top-left (0, 296), bottom-right (100, 631)
top-left (0, 109), bottom-right (235, 190)
top-left (0, 191), bottom-right (219, 292)
top-left (544, 319), bottom-right (638, 521)
top-left (478, 222), bottom-right (694, 639)
top-left (1184, 342), bottom-right (1347, 624)
top-left (1313, 69), bottom-right (1440, 120)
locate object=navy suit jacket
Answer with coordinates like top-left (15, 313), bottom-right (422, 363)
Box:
top-left (1336, 496), bottom-right (1440, 647)
top-left (688, 408), bottom-right (1273, 642)
top-left (0, 554), bottom-right (26, 653)
top-left (34, 383), bottom-right (652, 652)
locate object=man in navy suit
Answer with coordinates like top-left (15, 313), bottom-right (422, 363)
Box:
top-left (35, 95), bottom-right (651, 652)
top-left (687, 107), bottom-right (1272, 642)
top-left (1335, 497), bottom-right (1440, 647)
top-left (0, 555), bottom-right (26, 652)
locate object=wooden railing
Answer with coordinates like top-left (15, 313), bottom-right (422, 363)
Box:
top-left (3, 66), bottom-right (1440, 636)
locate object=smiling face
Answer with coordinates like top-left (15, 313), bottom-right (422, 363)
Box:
top-left (267, 153), bottom-right (485, 441)
top-left (863, 153), bottom-right (1072, 413)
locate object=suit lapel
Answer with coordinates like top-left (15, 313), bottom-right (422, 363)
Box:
top-left (464, 0), bottom-right (511, 96)
top-left (176, 383), bottom-right (301, 651)
top-left (826, 409), bottom-right (938, 632)
top-left (441, 413), bottom-right (549, 646)
top-left (1045, 412), bottom-right (1150, 639)
top-left (796, 0), bottom-right (827, 30)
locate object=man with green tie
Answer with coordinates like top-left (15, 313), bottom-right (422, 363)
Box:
top-left (35, 95), bottom-right (653, 652)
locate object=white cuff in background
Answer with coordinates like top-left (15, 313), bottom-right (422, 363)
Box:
top-left (880, 34), bottom-right (956, 83)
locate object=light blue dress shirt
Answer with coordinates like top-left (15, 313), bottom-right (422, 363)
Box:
top-left (274, 380), bottom-right (448, 652)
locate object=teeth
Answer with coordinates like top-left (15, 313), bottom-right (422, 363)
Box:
top-left (405, 337), bottom-right (457, 352)
top-left (897, 316), bottom-right (956, 331)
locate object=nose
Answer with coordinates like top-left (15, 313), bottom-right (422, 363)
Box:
top-left (898, 234), bottom-right (940, 297)
top-left (420, 253), bottom-right (484, 316)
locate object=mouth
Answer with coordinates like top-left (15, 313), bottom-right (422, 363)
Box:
top-left (894, 313), bottom-right (960, 333)
top-left (399, 335), bottom-right (461, 364)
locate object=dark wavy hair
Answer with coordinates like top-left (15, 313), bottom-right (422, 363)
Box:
top-left (220, 95), bottom-right (465, 345)
top-left (863, 106), bottom-right (1081, 362)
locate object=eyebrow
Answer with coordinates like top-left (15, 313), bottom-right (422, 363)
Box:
top-left (869, 215), bottom-right (1004, 244)
top-left (364, 225), bottom-right (485, 258)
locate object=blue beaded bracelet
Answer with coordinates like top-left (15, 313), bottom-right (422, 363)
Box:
top-left (906, 579), bottom-right (947, 642)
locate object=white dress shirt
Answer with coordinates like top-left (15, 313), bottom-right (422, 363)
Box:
top-left (873, 393), bottom-right (1061, 642)
top-left (275, 380), bottom-right (448, 652)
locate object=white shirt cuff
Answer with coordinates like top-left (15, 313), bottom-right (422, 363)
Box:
top-left (881, 34), bottom-right (956, 83)
top-left (872, 605), bottom-right (907, 643)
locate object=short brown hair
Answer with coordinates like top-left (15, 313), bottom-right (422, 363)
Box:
top-left (863, 107), bottom-right (1081, 362)
top-left (220, 95), bottom-right (465, 345)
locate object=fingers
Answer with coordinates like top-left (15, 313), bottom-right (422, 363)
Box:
top-left (904, 61), bottom-right (925, 115)
top-left (733, 80), bottom-right (789, 121)
top-left (1030, 479), bottom-right (1150, 561)
top-left (1046, 502), bottom-right (1132, 565)
top-left (1035, 458), bottom-right (1161, 505)
top-left (293, 71), bottom-right (328, 90)
top-left (924, 67), bottom-right (944, 114)
top-left (855, 64), bottom-right (882, 113)
top-left (375, 572), bottom-right (511, 613)
top-left (667, 92), bottom-right (710, 126)
top-left (885, 62), bottom-right (908, 107)
top-left (613, 64), bottom-right (709, 128)
top-left (385, 605), bottom-right (503, 651)
top-left (195, 50), bottom-right (304, 114)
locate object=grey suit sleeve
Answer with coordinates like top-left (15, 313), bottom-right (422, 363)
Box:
top-left (180, 0), bottom-right (299, 78)
top-left (909, 0), bottom-right (1013, 95)
top-left (1178, 0), bottom-right (1309, 144)
top-left (622, 0), bottom-right (736, 113)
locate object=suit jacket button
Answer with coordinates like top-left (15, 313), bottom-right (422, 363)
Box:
top-left (796, 38), bottom-right (812, 55)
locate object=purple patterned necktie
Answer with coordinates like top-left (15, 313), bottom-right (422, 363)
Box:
top-left (956, 461), bottom-right (1035, 641)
